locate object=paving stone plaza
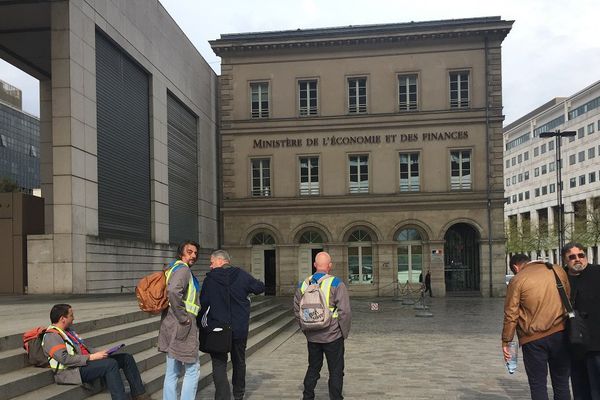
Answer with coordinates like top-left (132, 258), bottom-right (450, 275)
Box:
top-left (199, 296), bottom-right (552, 400)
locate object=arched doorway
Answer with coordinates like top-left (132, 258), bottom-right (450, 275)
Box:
top-left (251, 232), bottom-right (276, 295)
top-left (298, 230), bottom-right (324, 279)
top-left (444, 223), bottom-right (480, 293)
top-left (395, 228), bottom-right (423, 285)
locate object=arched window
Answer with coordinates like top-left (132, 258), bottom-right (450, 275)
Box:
top-left (348, 229), bottom-right (372, 284)
top-left (395, 228), bottom-right (423, 284)
top-left (299, 231), bottom-right (323, 244)
top-left (251, 232), bottom-right (275, 245)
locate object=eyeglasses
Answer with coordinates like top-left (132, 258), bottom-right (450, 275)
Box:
top-left (567, 253), bottom-right (586, 261)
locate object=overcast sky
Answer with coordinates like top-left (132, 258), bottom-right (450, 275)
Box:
top-left (1, 0), bottom-right (599, 125)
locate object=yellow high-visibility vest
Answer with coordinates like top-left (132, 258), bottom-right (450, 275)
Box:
top-left (300, 275), bottom-right (339, 318)
top-left (165, 260), bottom-right (200, 316)
top-left (41, 325), bottom-right (75, 371)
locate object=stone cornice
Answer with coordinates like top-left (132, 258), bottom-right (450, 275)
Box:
top-left (210, 18), bottom-right (513, 56)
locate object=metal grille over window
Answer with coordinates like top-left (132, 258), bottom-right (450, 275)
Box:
top-left (349, 155), bottom-right (368, 193)
top-left (299, 231), bottom-right (323, 244)
top-left (450, 150), bottom-right (472, 190)
top-left (251, 158), bottom-right (271, 196)
top-left (299, 80), bottom-right (318, 116)
top-left (96, 31), bottom-right (151, 241)
top-left (450, 72), bottom-right (469, 108)
top-left (348, 78), bottom-right (367, 113)
top-left (251, 232), bottom-right (275, 245)
top-left (398, 74), bottom-right (417, 111)
top-left (167, 93), bottom-right (198, 244)
top-left (250, 83), bottom-right (269, 118)
top-left (299, 156), bottom-right (319, 195)
top-left (399, 153), bottom-right (420, 191)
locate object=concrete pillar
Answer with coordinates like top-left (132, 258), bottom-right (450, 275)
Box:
top-left (277, 244), bottom-right (297, 295)
top-left (376, 243), bottom-right (395, 297)
top-left (428, 240), bottom-right (446, 297)
top-left (150, 76), bottom-right (169, 244)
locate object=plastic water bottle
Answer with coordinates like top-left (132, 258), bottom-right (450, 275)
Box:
top-left (506, 341), bottom-right (518, 374)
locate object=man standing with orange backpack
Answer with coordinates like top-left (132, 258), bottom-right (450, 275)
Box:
top-left (158, 240), bottom-right (201, 400)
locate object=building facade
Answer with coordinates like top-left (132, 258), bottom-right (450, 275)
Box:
top-left (0, 0), bottom-right (218, 293)
top-left (211, 17), bottom-right (512, 297)
top-left (0, 80), bottom-right (40, 193)
top-left (504, 80), bottom-right (600, 264)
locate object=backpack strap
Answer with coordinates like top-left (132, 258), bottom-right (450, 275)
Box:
top-left (544, 262), bottom-right (575, 318)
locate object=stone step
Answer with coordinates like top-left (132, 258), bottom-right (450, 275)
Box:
top-left (7, 298), bottom-right (290, 400)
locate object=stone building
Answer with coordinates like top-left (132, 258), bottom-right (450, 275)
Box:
top-left (211, 17), bottom-right (512, 297)
top-left (0, 0), bottom-right (218, 293)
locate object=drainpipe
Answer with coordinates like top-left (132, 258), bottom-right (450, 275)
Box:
top-left (484, 35), bottom-right (494, 297)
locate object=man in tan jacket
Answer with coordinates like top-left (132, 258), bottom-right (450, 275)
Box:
top-left (502, 254), bottom-right (571, 400)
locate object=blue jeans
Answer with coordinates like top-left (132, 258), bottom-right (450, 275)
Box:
top-left (522, 331), bottom-right (571, 400)
top-left (163, 355), bottom-right (200, 400)
top-left (79, 353), bottom-right (145, 400)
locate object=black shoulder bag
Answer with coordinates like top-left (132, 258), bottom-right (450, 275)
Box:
top-left (199, 275), bottom-right (233, 354)
top-left (545, 262), bottom-right (589, 355)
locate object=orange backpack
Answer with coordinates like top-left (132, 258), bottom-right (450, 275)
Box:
top-left (23, 327), bottom-right (50, 367)
top-left (135, 264), bottom-right (183, 314)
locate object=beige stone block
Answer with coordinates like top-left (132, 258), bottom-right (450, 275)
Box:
top-left (28, 237), bottom-right (54, 263)
top-left (153, 202), bottom-right (169, 225)
top-left (152, 161), bottom-right (168, 184)
top-left (152, 140), bottom-right (168, 165)
top-left (27, 262), bottom-right (55, 293)
top-left (70, 117), bottom-right (86, 150)
top-left (83, 68), bottom-right (96, 100)
top-left (51, 87), bottom-right (71, 117)
top-left (85, 153), bottom-right (97, 182)
top-left (53, 262), bottom-right (74, 293)
top-left (72, 234), bottom-right (87, 263)
top-left (54, 204), bottom-right (72, 234)
top-left (69, 31), bottom-right (85, 67)
top-left (52, 116), bottom-right (71, 146)
top-left (152, 119), bottom-right (167, 145)
top-left (71, 147), bottom-right (86, 178)
top-left (53, 233), bottom-right (73, 262)
top-left (70, 61), bottom-right (85, 95)
top-left (53, 175), bottom-right (72, 204)
top-left (68, 2), bottom-right (85, 38)
top-left (72, 176), bottom-right (86, 206)
top-left (70, 90), bottom-right (85, 123)
top-left (154, 222), bottom-right (169, 244)
top-left (85, 207), bottom-right (98, 236)
top-left (72, 205), bottom-right (87, 235)
top-left (85, 180), bottom-right (98, 210)
top-left (152, 181), bottom-right (168, 205)
top-left (53, 146), bottom-right (71, 176)
top-left (84, 98), bottom-right (97, 129)
top-left (51, 30), bottom-right (70, 60)
top-left (84, 124), bottom-right (97, 155)
top-left (51, 59), bottom-right (70, 88)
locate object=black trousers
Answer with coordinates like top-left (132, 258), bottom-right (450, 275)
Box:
top-left (79, 353), bottom-right (145, 400)
top-left (571, 351), bottom-right (600, 400)
top-left (522, 330), bottom-right (571, 400)
top-left (303, 337), bottom-right (345, 400)
top-left (210, 337), bottom-right (247, 400)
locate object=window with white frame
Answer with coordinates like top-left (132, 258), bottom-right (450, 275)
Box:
top-left (250, 82), bottom-right (269, 118)
top-left (349, 155), bottom-right (369, 193)
top-left (298, 80), bottom-right (318, 116)
top-left (251, 158), bottom-right (271, 197)
top-left (450, 150), bottom-right (471, 190)
top-left (399, 152), bottom-right (420, 192)
top-left (396, 228), bottom-right (423, 284)
top-left (589, 147), bottom-right (596, 159)
top-left (347, 229), bottom-right (373, 284)
top-left (588, 123), bottom-right (595, 134)
top-left (299, 156), bottom-right (319, 195)
top-left (347, 77), bottom-right (367, 113)
top-left (398, 74), bottom-right (417, 111)
top-left (449, 71), bottom-right (469, 108)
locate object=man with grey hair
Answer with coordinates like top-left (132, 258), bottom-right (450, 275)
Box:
top-left (199, 250), bottom-right (265, 400)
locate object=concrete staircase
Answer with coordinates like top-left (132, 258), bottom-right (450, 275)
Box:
top-left (0, 297), bottom-right (297, 400)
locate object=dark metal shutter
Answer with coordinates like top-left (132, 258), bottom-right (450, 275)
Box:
top-left (95, 31), bottom-right (151, 241)
top-left (167, 93), bottom-right (198, 244)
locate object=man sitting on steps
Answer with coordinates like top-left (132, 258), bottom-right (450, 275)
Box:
top-left (42, 303), bottom-right (151, 400)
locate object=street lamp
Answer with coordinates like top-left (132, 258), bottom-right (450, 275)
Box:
top-left (539, 130), bottom-right (576, 259)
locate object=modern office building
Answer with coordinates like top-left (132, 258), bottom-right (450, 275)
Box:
top-left (0, 80), bottom-right (40, 193)
top-left (211, 17), bottom-right (513, 297)
top-left (504, 80), bottom-right (600, 264)
top-left (0, 0), bottom-right (218, 293)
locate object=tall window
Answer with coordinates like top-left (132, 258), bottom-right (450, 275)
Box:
top-left (251, 158), bottom-right (271, 197)
top-left (349, 155), bottom-right (369, 193)
top-left (348, 229), bottom-right (373, 284)
top-left (450, 150), bottom-right (472, 190)
top-left (398, 74), bottom-right (417, 111)
top-left (298, 80), bottom-right (318, 116)
top-left (348, 77), bottom-right (367, 114)
top-left (396, 228), bottom-right (423, 284)
top-left (399, 152), bottom-right (420, 192)
top-left (250, 82), bottom-right (269, 118)
top-left (450, 71), bottom-right (470, 108)
top-left (299, 156), bottom-right (319, 195)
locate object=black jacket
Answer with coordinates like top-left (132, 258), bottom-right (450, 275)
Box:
top-left (199, 265), bottom-right (265, 339)
top-left (568, 263), bottom-right (600, 352)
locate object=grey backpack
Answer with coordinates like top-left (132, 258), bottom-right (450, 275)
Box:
top-left (299, 275), bottom-right (333, 331)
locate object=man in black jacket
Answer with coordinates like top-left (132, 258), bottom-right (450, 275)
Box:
top-left (562, 242), bottom-right (600, 400)
top-left (199, 250), bottom-right (265, 400)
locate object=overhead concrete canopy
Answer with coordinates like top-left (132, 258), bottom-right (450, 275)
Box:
top-left (0, 0), bottom-right (51, 79)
